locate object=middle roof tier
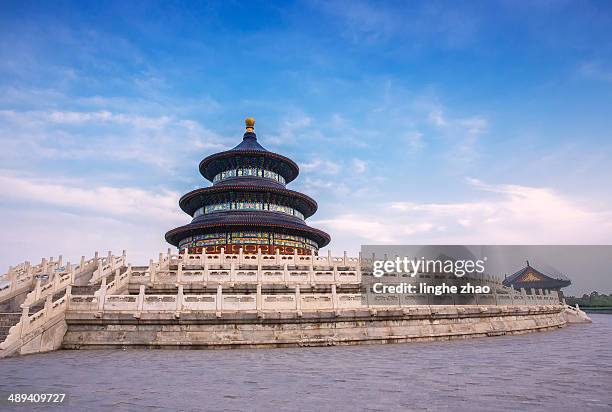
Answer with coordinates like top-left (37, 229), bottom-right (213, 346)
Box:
top-left (179, 181), bottom-right (318, 219)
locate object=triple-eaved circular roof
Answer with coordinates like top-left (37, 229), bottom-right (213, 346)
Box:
top-left (165, 119), bottom-right (331, 250)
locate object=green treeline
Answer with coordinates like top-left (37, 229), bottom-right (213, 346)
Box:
top-left (566, 292), bottom-right (612, 307)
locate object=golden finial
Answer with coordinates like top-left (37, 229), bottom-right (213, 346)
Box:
top-left (245, 117), bottom-right (255, 132)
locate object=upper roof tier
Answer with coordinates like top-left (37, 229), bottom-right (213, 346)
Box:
top-left (199, 118), bottom-right (299, 183)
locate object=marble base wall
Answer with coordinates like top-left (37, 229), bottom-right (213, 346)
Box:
top-left (62, 306), bottom-right (566, 350)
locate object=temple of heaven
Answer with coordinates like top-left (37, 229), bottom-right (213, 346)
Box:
top-left (165, 118), bottom-right (331, 255)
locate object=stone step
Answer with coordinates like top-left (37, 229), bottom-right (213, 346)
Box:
top-left (72, 285), bottom-right (100, 295)
top-left (0, 326), bottom-right (11, 339)
top-left (0, 313), bottom-right (21, 342)
top-left (0, 313), bottom-right (21, 320)
top-left (30, 303), bottom-right (44, 314)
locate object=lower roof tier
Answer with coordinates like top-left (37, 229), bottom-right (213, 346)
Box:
top-left (165, 211), bottom-right (331, 249)
top-left (175, 231), bottom-right (321, 256)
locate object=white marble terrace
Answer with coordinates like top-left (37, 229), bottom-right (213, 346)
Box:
top-left (0, 249), bottom-right (565, 356)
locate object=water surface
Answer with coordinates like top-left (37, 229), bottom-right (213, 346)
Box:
top-left (1, 315), bottom-right (611, 411)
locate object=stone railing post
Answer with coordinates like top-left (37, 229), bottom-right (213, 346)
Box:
top-left (203, 255), bottom-right (209, 281)
top-left (343, 251), bottom-right (347, 266)
top-left (44, 294), bottom-right (53, 314)
top-left (229, 262), bottom-right (235, 283)
top-left (176, 285), bottom-right (184, 312)
top-left (149, 259), bottom-right (156, 283)
top-left (327, 250), bottom-right (332, 265)
top-left (177, 261), bottom-right (183, 284)
top-left (216, 285), bottom-right (222, 316)
top-left (97, 277), bottom-right (107, 311)
top-left (95, 262), bottom-right (103, 283)
top-left (53, 272), bottom-right (61, 292)
top-left (283, 263), bottom-right (289, 283)
top-left (332, 284), bottom-right (338, 312)
top-left (65, 285), bottom-right (72, 310)
top-left (66, 261), bottom-right (73, 283)
top-left (295, 285), bottom-right (301, 315)
top-left (34, 278), bottom-right (42, 302)
top-left (113, 268), bottom-right (120, 289)
top-left (20, 306), bottom-right (30, 337)
top-left (256, 258), bottom-right (262, 284)
top-left (137, 285), bottom-right (145, 312)
top-left (256, 284), bottom-right (262, 312)
top-left (98, 284), bottom-right (106, 312)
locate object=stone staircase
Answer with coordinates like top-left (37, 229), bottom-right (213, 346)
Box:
top-left (0, 313), bottom-right (21, 343)
top-left (0, 252), bottom-right (128, 357)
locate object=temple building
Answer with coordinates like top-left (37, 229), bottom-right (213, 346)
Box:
top-left (503, 261), bottom-right (571, 292)
top-left (165, 118), bottom-right (330, 255)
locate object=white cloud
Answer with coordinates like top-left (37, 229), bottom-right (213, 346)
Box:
top-left (0, 109), bottom-right (229, 169)
top-left (314, 180), bottom-right (612, 252)
top-left (351, 158), bottom-right (367, 173)
top-left (266, 112), bottom-right (314, 145)
top-left (579, 61), bottom-right (612, 82)
top-left (0, 171), bottom-right (183, 223)
top-left (428, 107), bottom-right (488, 138)
top-left (457, 116), bottom-right (488, 137)
top-left (0, 171), bottom-right (188, 269)
top-left (428, 108), bottom-right (447, 127)
top-left (301, 159), bottom-right (342, 174)
top-left (405, 131), bottom-right (424, 151)
top-left (0, 209), bottom-right (172, 269)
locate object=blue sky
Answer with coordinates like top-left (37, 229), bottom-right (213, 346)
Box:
top-left (1, 1), bottom-right (612, 293)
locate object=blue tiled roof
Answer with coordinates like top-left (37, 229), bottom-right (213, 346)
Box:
top-left (231, 132), bottom-right (267, 151)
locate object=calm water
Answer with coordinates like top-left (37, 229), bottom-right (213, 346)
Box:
top-left (1, 315), bottom-right (611, 412)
